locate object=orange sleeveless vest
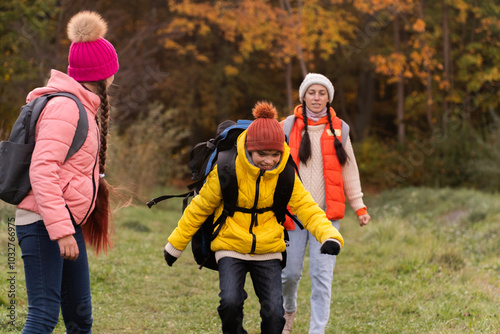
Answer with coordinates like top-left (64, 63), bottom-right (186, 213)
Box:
top-left (284, 105), bottom-right (345, 229)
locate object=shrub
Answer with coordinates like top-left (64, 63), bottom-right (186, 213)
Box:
top-left (353, 137), bottom-right (399, 190)
top-left (107, 102), bottom-right (189, 201)
top-left (380, 120), bottom-right (488, 190)
top-left (468, 112), bottom-right (500, 191)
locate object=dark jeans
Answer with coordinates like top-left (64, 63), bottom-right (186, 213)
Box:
top-left (217, 257), bottom-right (285, 334)
top-left (16, 220), bottom-right (92, 334)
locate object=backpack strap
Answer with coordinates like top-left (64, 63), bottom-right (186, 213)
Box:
top-left (210, 144), bottom-right (239, 239)
top-left (283, 115), bottom-right (295, 138)
top-left (38, 93), bottom-right (89, 161)
top-left (340, 119), bottom-right (349, 145)
top-left (274, 157), bottom-right (304, 229)
top-left (273, 157), bottom-right (295, 223)
top-left (146, 190), bottom-right (193, 210)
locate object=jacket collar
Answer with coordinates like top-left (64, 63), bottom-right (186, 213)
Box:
top-left (27, 69), bottom-right (101, 116)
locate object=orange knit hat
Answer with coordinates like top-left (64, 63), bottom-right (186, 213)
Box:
top-left (246, 101), bottom-right (285, 153)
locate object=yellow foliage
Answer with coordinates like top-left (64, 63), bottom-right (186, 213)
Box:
top-left (482, 66), bottom-right (500, 82)
top-left (439, 80), bottom-right (451, 91)
top-left (371, 51), bottom-right (417, 83)
top-left (299, 2), bottom-right (357, 58)
top-left (198, 23), bottom-right (211, 36)
top-left (195, 54), bottom-right (209, 63)
top-left (353, 0), bottom-right (413, 15)
top-left (413, 19), bottom-right (426, 33)
top-left (453, 0), bottom-right (470, 24)
top-left (233, 55), bottom-right (244, 64)
top-left (410, 51), bottom-right (422, 64)
top-left (163, 40), bottom-right (180, 50)
top-left (412, 39), bottom-right (421, 49)
top-left (169, 0), bottom-right (218, 22)
top-left (480, 17), bottom-right (500, 32)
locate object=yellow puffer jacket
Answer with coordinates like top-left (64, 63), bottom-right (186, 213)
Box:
top-left (167, 131), bottom-right (344, 255)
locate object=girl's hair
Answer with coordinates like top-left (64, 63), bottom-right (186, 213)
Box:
top-left (96, 80), bottom-right (110, 174)
top-left (298, 101), bottom-right (348, 166)
top-left (83, 79), bottom-right (113, 254)
top-left (298, 101), bottom-right (312, 163)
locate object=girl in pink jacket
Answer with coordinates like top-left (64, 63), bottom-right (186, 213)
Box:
top-left (15, 11), bottom-right (118, 333)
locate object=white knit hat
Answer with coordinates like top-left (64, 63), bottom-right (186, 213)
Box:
top-left (299, 73), bottom-right (335, 103)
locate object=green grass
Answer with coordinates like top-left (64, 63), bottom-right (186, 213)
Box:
top-left (1, 187), bottom-right (500, 333)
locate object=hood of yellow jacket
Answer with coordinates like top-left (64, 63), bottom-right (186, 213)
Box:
top-left (236, 130), bottom-right (291, 179)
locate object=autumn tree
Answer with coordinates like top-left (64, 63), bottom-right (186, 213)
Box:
top-left (0, 0), bottom-right (63, 137)
top-left (1, 0), bottom-right (499, 191)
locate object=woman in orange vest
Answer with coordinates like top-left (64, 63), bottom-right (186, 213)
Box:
top-left (281, 73), bottom-right (371, 334)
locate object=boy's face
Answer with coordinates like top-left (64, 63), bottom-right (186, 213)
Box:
top-left (251, 150), bottom-right (282, 171)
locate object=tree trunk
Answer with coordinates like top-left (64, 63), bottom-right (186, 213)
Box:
top-left (417, 0), bottom-right (434, 130)
top-left (394, 15), bottom-right (405, 146)
top-left (296, 0), bottom-right (307, 76)
top-left (355, 70), bottom-right (374, 141)
top-left (285, 61), bottom-right (293, 114)
top-left (283, 0), bottom-right (307, 77)
top-left (337, 79), bottom-right (358, 141)
top-left (442, 0), bottom-right (452, 132)
top-left (280, 0), bottom-right (294, 113)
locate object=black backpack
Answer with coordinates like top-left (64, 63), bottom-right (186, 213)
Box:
top-left (148, 119), bottom-right (302, 270)
top-left (0, 92), bottom-right (88, 205)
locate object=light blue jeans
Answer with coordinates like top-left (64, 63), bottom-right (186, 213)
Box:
top-left (281, 220), bottom-right (340, 334)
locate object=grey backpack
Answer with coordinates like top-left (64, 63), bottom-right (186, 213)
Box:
top-left (0, 92), bottom-right (88, 205)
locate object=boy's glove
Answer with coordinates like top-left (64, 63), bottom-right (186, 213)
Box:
top-left (320, 240), bottom-right (341, 256)
top-left (164, 249), bottom-right (178, 266)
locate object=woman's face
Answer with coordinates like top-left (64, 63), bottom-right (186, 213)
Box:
top-left (304, 84), bottom-right (329, 113)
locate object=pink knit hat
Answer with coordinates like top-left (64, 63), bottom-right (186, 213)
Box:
top-left (67, 11), bottom-right (119, 82)
top-left (246, 101), bottom-right (285, 153)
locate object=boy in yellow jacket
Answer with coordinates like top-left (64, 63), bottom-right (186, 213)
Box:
top-left (163, 101), bottom-right (343, 334)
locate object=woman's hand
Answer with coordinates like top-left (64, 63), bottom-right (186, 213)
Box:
top-left (57, 235), bottom-right (79, 261)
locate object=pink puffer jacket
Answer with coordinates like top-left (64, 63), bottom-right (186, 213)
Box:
top-left (17, 70), bottom-right (101, 240)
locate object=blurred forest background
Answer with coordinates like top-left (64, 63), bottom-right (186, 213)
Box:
top-left (1, 0), bottom-right (499, 200)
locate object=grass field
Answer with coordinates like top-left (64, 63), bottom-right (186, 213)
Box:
top-left (1, 187), bottom-right (500, 333)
